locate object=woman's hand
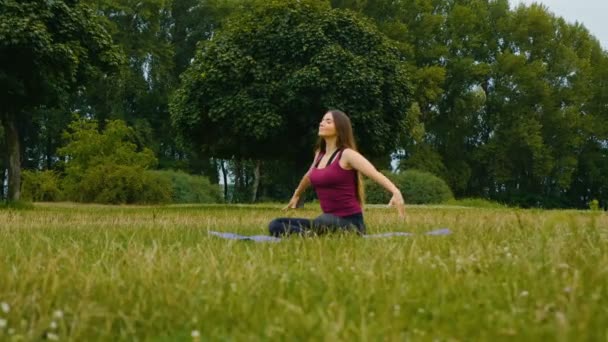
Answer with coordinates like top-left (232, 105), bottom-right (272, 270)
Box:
top-left (388, 191), bottom-right (405, 218)
top-left (283, 195), bottom-right (301, 210)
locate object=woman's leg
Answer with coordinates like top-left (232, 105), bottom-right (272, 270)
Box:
top-left (269, 213), bottom-right (366, 237)
top-left (268, 217), bottom-right (312, 237)
top-left (312, 213), bottom-right (366, 235)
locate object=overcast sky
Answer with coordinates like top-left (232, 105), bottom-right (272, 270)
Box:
top-left (510, 0), bottom-right (607, 50)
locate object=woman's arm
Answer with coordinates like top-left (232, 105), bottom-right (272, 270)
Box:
top-left (342, 149), bottom-right (405, 217)
top-left (292, 171), bottom-right (312, 198)
top-left (284, 151), bottom-right (319, 210)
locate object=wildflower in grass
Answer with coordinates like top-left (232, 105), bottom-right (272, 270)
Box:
top-left (520, 291), bottom-right (529, 297)
top-left (413, 328), bottom-right (426, 336)
top-left (1, 302), bottom-right (9, 313)
top-left (563, 287), bottom-right (572, 294)
top-left (191, 330), bottom-right (200, 340)
top-left (50, 321), bottom-right (58, 330)
top-left (555, 312), bottom-right (567, 327)
top-left (0, 318), bottom-right (7, 329)
top-left (393, 305), bottom-right (401, 316)
top-left (46, 332), bottom-right (59, 341)
top-left (53, 310), bottom-right (64, 320)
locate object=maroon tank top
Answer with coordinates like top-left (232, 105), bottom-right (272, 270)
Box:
top-left (308, 149), bottom-right (362, 217)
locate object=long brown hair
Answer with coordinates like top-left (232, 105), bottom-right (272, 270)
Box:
top-left (315, 110), bottom-right (365, 206)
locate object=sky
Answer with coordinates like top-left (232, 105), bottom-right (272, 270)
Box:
top-left (510, 0), bottom-right (608, 50)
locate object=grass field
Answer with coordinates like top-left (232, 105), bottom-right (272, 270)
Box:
top-left (0, 203), bottom-right (607, 341)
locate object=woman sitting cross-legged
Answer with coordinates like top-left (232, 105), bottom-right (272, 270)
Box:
top-left (268, 109), bottom-right (405, 237)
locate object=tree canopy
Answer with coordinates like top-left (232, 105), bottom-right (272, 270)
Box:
top-left (170, 0), bottom-right (413, 164)
top-left (1, 0), bottom-right (607, 208)
top-left (0, 0), bottom-right (122, 200)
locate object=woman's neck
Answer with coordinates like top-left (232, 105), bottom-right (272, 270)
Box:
top-left (324, 137), bottom-right (338, 153)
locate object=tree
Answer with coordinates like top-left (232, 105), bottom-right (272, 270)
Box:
top-left (336, 0), bottom-right (608, 208)
top-left (566, 42), bottom-right (608, 208)
top-left (171, 0), bottom-right (413, 201)
top-left (0, 125), bottom-right (5, 199)
top-left (83, 0), bottom-right (176, 161)
top-left (77, 0), bottom-right (239, 180)
top-left (0, 0), bottom-right (121, 201)
top-left (473, 3), bottom-right (601, 207)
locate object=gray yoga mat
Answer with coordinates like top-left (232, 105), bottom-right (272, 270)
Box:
top-left (208, 228), bottom-right (452, 242)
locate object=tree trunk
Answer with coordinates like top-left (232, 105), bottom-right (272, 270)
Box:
top-left (234, 158), bottom-right (243, 202)
top-left (220, 159), bottom-right (228, 202)
top-left (2, 114), bottom-right (21, 201)
top-left (46, 130), bottom-right (53, 170)
top-left (0, 163), bottom-right (5, 200)
top-left (209, 158), bottom-right (219, 184)
top-left (251, 160), bottom-right (261, 203)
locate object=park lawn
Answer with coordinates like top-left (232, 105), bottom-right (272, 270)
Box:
top-left (0, 203), bottom-right (606, 341)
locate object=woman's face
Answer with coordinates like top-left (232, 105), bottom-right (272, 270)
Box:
top-left (318, 112), bottom-right (337, 138)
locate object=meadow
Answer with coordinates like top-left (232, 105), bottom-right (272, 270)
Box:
top-left (0, 203), bottom-right (606, 341)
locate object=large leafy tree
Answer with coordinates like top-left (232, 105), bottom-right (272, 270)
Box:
top-left (171, 0), bottom-right (413, 175)
top-left (334, 0), bottom-right (608, 207)
top-left (83, 0), bottom-right (176, 161)
top-left (564, 37), bottom-right (608, 208)
top-left (331, 0), bottom-right (448, 169)
top-left (473, 4), bottom-right (602, 207)
top-left (79, 0), bottom-right (237, 178)
top-left (0, 0), bottom-right (121, 201)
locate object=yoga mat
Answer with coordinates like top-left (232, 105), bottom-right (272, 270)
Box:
top-left (208, 228), bottom-right (451, 242)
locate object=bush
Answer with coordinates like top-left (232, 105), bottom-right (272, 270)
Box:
top-left (150, 170), bottom-right (221, 203)
top-left (58, 119), bottom-right (172, 204)
top-left (139, 172), bottom-right (175, 204)
top-left (21, 170), bottom-right (62, 202)
top-left (366, 169), bottom-right (453, 204)
top-left (63, 164), bottom-right (173, 204)
top-left (589, 199), bottom-right (600, 211)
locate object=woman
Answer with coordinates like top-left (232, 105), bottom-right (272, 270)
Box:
top-left (268, 110), bottom-right (405, 237)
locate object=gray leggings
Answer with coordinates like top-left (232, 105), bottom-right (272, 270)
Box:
top-left (268, 212), bottom-right (366, 237)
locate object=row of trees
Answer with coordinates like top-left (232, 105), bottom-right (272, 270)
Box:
top-left (1, 0), bottom-right (607, 208)
top-left (332, 0), bottom-right (608, 208)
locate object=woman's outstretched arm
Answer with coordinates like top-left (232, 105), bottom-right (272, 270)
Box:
top-left (342, 149), bottom-right (405, 217)
top-left (284, 151), bottom-right (320, 210)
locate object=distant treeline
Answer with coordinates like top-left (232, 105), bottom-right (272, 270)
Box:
top-left (1, 0), bottom-right (607, 209)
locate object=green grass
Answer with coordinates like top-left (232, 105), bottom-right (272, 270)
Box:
top-left (443, 197), bottom-right (508, 209)
top-left (0, 200), bottom-right (34, 210)
top-left (0, 203), bottom-right (607, 341)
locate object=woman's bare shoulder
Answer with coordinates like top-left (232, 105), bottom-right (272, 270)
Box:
top-left (341, 148), bottom-right (359, 158)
